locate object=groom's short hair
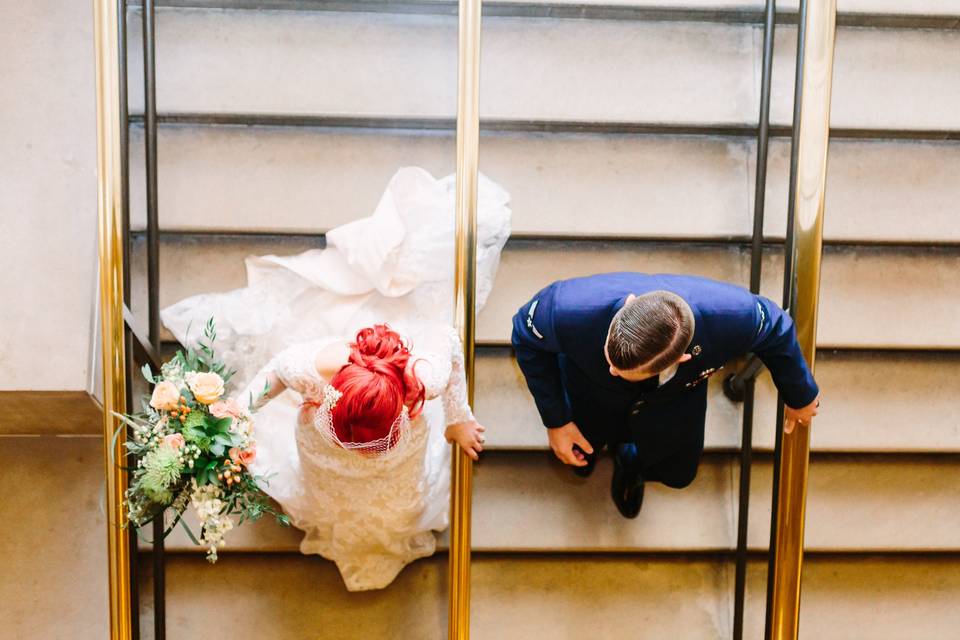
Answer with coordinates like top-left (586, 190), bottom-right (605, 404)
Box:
top-left (606, 291), bottom-right (694, 373)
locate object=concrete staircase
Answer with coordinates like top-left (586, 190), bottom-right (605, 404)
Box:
top-left (16, 1), bottom-right (960, 638)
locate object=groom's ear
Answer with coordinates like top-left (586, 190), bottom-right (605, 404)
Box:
top-left (678, 353), bottom-right (693, 364)
top-left (626, 293), bottom-right (637, 304)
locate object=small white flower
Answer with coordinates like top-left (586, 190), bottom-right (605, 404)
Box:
top-left (322, 385), bottom-right (343, 410)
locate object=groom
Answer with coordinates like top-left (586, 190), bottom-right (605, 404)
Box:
top-left (511, 272), bottom-right (820, 518)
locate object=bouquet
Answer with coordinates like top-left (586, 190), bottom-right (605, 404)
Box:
top-left (116, 319), bottom-right (289, 562)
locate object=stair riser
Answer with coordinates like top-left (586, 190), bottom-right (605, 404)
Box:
top-left (149, 452), bottom-right (960, 553)
top-left (125, 10), bottom-right (960, 129)
top-left (129, 126), bottom-right (960, 244)
top-left (131, 237), bottom-right (960, 349)
top-left (136, 553), bottom-right (960, 640)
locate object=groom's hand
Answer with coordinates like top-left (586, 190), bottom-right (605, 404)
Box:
top-left (548, 421), bottom-right (595, 467)
top-left (783, 394), bottom-right (820, 434)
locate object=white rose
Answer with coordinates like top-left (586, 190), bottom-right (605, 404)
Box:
top-left (186, 371), bottom-right (225, 405)
top-left (149, 380), bottom-right (181, 411)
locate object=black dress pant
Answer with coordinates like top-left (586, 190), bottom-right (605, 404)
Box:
top-left (567, 382), bottom-right (708, 489)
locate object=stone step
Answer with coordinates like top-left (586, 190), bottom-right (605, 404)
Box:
top-left (125, 9), bottom-right (960, 129)
top-left (139, 552), bottom-right (960, 640)
top-left (129, 125), bottom-right (960, 245)
top-left (20, 346), bottom-right (959, 455)
top-left (477, 348), bottom-right (960, 453)
top-left (134, 235), bottom-right (960, 350)
top-left (153, 451), bottom-right (960, 553)
top-left (140, 0), bottom-right (960, 19)
top-left (500, 0), bottom-right (959, 15)
top-left (6, 429), bottom-right (958, 637)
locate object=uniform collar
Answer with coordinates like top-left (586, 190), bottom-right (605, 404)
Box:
top-left (608, 293), bottom-right (704, 387)
top-left (611, 293), bottom-right (704, 358)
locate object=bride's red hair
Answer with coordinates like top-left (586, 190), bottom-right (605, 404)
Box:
top-left (329, 324), bottom-right (425, 444)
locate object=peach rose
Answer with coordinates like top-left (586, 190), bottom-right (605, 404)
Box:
top-left (149, 381), bottom-right (181, 411)
top-left (238, 445), bottom-right (256, 466)
top-left (210, 398), bottom-right (244, 419)
top-left (186, 371), bottom-right (224, 405)
top-left (163, 433), bottom-right (185, 450)
top-left (230, 444), bottom-right (256, 466)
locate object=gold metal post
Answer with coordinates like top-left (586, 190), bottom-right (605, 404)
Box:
top-left (449, 0), bottom-right (482, 637)
top-left (769, 1), bottom-right (836, 638)
top-left (94, 0), bottom-right (133, 637)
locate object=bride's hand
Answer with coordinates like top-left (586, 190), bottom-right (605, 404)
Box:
top-left (445, 420), bottom-right (486, 461)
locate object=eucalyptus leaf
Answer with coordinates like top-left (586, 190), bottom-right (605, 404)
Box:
top-left (213, 434), bottom-right (233, 447)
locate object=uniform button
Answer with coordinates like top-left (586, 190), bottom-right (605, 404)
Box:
top-left (691, 345), bottom-right (702, 356)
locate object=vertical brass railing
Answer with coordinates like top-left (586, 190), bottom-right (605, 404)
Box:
top-left (94, 0), bottom-right (133, 637)
top-left (767, 1), bottom-right (836, 638)
top-left (450, 0), bottom-right (482, 637)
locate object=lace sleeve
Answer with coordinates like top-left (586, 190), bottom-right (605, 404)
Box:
top-left (411, 326), bottom-right (474, 425)
top-left (260, 341), bottom-right (326, 402)
top-left (278, 342), bottom-right (328, 400)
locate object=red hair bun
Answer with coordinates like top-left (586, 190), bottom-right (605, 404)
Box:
top-left (329, 324), bottom-right (425, 445)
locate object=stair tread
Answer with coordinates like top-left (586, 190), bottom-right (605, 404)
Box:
top-left (125, 10), bottom-right (960, 130)
top-left (129, 126), bottom-right (960, 245)
top-left (143, 0), bottom-right (960, 16)
top-left (139, 553), bottom-right (960, 640)
top-left (477, 349), bottom-right (960, 454)
top-left (152, 451), bottom-right (960, 553)
top-left (6, 435), bottom-right (958, 638)
top-left (136, 237), bottom-right (960, 350)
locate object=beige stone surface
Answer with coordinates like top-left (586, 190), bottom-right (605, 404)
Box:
top-left (160, 450), bottom-right (960, 553)
top-left (762, 138), bottom-right (960, 244)
top-left (771, 26), bottom-right (960, 130)
top-left (479, 349), bottom-right (960, 453)
top-left (747, 455), bottom-right (960, 551)
top-left (0, 436), bottom-right (108, 638)
top-left (4, 439), bottom-right (956, 637)
top-left (131, 127), bottom-right (754, 240)
top-left (128, 9), bottom-right (960, 129)
top-left (140, 554), bottom-right (730, 640)
top-left (127, 10), bottom-right (755, 123)
top-left (752, 351), bottom-right (960, 452)
top-left (137, 553), bottom-right (960, 640)
top-left (744, 556), bottom-right (960, 640)
top-left (157, 453), bottom-right (735, 553)
top-left (0, 2), bottom-right (98, 390)
top-left (500, 0), bottom-right (959, 11)
top-left (134, 126), bottom-right (960, 244)
top-left (0, 391), bottom-right (102, 436)
top-left (468, 453), bottom-right (736, 551)
top-left (137, 236), bottom-right (960, 349)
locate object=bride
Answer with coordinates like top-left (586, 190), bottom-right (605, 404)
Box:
top-left (162, 167), bottom-right (511, 590)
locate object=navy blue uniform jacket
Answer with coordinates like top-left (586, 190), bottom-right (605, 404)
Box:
top-left (511, 273), bottom-right (819, 429)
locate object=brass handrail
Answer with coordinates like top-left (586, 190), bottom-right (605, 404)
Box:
top-left (767, 1), bottom-right (836, 638)
top-left (449, 0), bottom-right (482, 636)
top-left (94, 0), bottom-right (133, 637)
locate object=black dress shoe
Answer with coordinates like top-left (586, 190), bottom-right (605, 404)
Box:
top-left (611, 442), bottom-right (644, 519)
top-left (572, 447), bottom-right (598, 478)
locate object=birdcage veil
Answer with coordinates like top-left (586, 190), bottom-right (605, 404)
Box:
top-left (308, 383), bottom-right (415, 457)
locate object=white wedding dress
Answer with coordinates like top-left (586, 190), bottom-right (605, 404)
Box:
top-left (161, 167), bottom-right (511, 590)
